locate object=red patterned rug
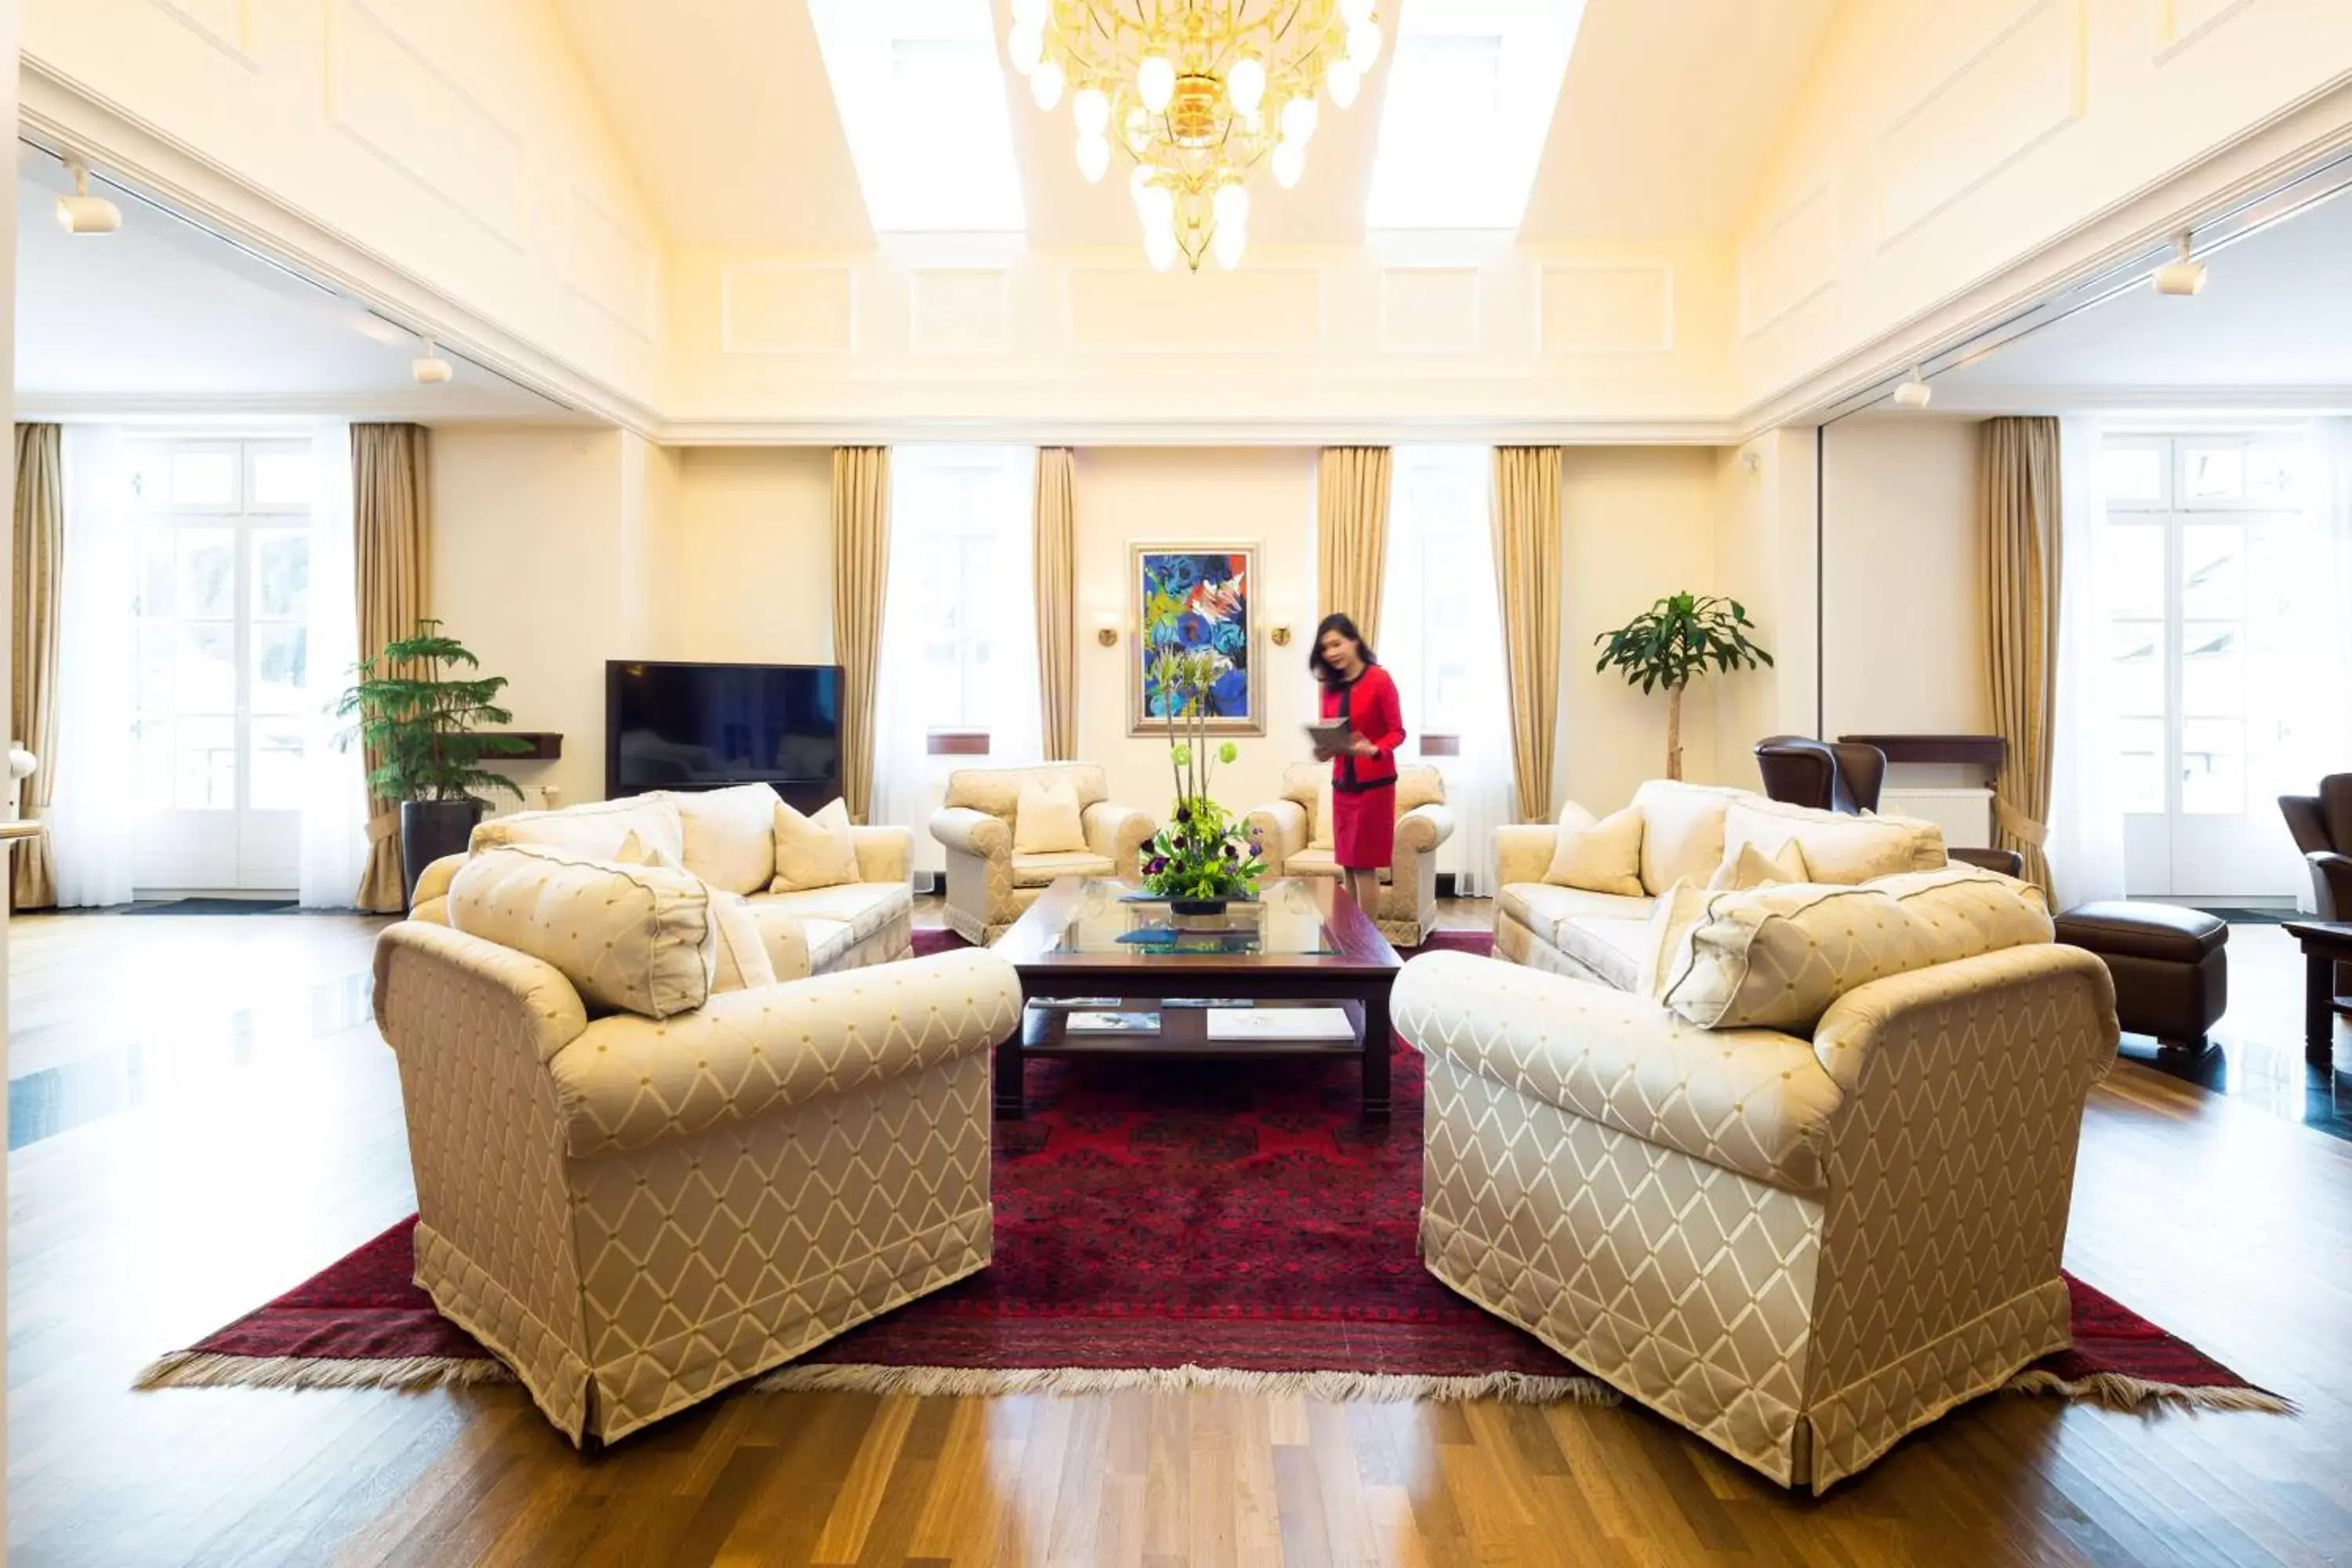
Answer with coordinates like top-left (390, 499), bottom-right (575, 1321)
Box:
top-left (140, 928), bottom-right (2286, 1417)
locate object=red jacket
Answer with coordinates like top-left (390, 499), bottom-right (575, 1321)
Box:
top-left (1320, 662), bottom-right (1405, 791)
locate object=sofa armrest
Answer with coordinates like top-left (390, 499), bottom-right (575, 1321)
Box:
top-left (1396, 802), bottom-right (1455, 857)
top-left (1244, 800), bottom-right (1307, 874)
top-left (1082, 800), bottom-right (1156, 877)
top-left (410, 851), bottom-right (468, 909)
top-left (851, 824), bottom-right (913, 885)
top-left (1493, 824), bottom-right (1558, 887)
top-left (930, 806), bottom-right (1010, 862)
top-left (550, 949), bottom-right (1024, 1156)
top-left (2309, 850), bottom-right (2352, 920)
top-left (372, 920), bottom-right (589, 1065)
top-left (1811, 942), bottom-right (2117, 1098)
top-left (1395, 950), bottom-right (1842, 1192)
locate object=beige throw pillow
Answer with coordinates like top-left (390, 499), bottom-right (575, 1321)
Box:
top-left (771, 797), bottom-right (862, 892)
top-left (1722, 797), bottom-right (1944, 885)
top-left (1630, 780), bottom-right (1745, 895)
top-left (448, 844), bottom-right (713, 1019)
top-left (1541, 802), bottom-right (1645, 896)
top-left (708, 891), bottom-right (780, 993)
top-left (1013, 777), bottom-right (1089, 855)
top-left (1634, 879), bottom-right (1712, 1002)
top-left (1707, 839), bottom-right (1809, 891)
top-left (670, 783), bottom-right (781, 895)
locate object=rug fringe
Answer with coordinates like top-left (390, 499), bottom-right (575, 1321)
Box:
top-left (2002, 1367), bottom-right (2294, 1415)
top-left (751, 1362), bottom-right (1620, 1405)
top-left (132, 1350), bottom-right (515, 1393)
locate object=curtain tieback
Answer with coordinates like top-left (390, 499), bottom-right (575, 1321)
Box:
top-left (1994, 797), bottom-right (2049, 849)
top-left (367, 811), bottom-right (401, 845)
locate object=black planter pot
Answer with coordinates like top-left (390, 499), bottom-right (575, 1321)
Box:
top-left (1169, 897), bottom-right (1231, 917)
top-left (400, 798), bottom-right (486, 910)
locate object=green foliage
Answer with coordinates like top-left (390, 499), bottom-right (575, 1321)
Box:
top-left (1141, 646), bottom-right (1264, 902)
top-left (1594, 592), bottom-right (1773, 692)
top-left (335, 619), bottom-right (531, 806)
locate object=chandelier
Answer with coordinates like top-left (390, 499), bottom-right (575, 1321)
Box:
top-left (1005, 0), bottom-right (1384, 272)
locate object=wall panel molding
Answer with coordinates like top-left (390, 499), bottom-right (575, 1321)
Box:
top-left (1065, 267), bottom-right (1326, 356)
top-left (1874, 0), bottom-right (2087, 248)
top-left (148, 0), bottom-right (258, 69)
top-left (2157, 0), bottom-right (2263, 60)
top-left (563, 187), bottom-right (658, 341)
top-left (1539, 264), bottom-right (1675, 354)
top-left (910, 267), bottom-right (1014, 355)
top-left (1739, 183), bottom-right (1839, 339)
top-left (1378, 268), bottom-right (1480, 355)
top-left (325, 0), bottom-right (526, 250)
top-left (721, 265), bottom-right (857, 354)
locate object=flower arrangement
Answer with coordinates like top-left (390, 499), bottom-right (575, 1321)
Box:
top-left (1140, 645), bottom-right (1266, 906)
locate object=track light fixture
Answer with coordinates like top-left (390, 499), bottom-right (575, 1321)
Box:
top-left (412, 339), bottom-right (454, 384)
top-left (1891, 367), bottom-right (1933, 409)
top-left (56, 157), bottom-right (123, 235)
top-left (2152, 232), bottom-right (2206, 296)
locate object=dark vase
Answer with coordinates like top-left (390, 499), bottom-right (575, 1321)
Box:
top-left (400, 798), bottom-right (486, 910)
top-left (1169, 897), bottom-right (1229, 917)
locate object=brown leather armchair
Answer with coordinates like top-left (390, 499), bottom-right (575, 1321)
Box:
top-left (2281, 775), bottom-right (2352, 990)
top-left (1754, 735), bottom-right (2026, 878)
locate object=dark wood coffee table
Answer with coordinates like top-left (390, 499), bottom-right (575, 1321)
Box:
top-left (988, 877), bottom-right (1404, 1119)
top-left (2283, 920), bottom-right (2352, 1058)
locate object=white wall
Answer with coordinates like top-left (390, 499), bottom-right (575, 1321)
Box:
top-left (1821, 416), bottom-right (1988, 739)
top-left (667, 448), bottom-right (833, 664)
top-left (1708, 426), bottom-right (1822, 789)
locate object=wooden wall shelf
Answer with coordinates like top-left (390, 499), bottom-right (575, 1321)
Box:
top-left (1838, 734), bottom-right (2006, 770)
top-left (488, 732), bottom-right (563, 761)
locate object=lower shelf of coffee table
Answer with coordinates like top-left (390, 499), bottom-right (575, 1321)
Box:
top-left (1020, 999), bottom-right (1367, 1056)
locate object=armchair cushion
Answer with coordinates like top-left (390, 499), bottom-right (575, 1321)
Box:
top-left (668, 783), bottom-right (780, 895)
top-left (771, 797), bottom-right (860, 892)
top-left (1542, 802), bottom-right (1645, 895)
top-left (1723, 797), bottom-right (1944, 885)
top-left (1014, 777), bottom-right (1088, 855)
top-left (471, 795), bottom-right (684, 869)
top-left (1011, 850), bottom-right (1117, 887)
top-left (753, 881), bottom-right (909, 952)
top-left (448, 844), bottom-right (714, 1020)
top-left (1499, 884), bottom-right (1654, 989)
top-left (1632, 779), bottom-right (1746, 894)
top-left (1396, 951), bottom-right (1842, 1192)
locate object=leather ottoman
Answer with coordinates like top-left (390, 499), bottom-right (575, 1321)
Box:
top-left (2053, 901), bottom-right (2227, 1051)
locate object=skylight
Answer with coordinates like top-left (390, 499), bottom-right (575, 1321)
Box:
top-left (1365, 0), bottom-right (1584, 231)
top-left (808, 0), bottom-right (1026, 234)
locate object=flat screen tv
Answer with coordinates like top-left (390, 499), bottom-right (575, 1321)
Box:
top-left (606, 661), bottom-right (842, 811)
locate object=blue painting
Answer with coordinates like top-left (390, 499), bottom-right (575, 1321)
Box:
top-left (1130, 545), bottom-right (1261, 735)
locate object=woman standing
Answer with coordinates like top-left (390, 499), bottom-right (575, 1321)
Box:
top-left (1310, 613), bottom-right (1405, 919)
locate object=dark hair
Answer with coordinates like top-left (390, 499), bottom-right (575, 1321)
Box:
top-left (1308, 612), bottom-right (1377, 685)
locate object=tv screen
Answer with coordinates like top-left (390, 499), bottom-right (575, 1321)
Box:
top-left (607, 661), bottom-right (842, 810)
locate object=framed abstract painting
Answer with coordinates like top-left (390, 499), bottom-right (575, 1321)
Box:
top-left (1128, 543), bottom-right (1262, 735)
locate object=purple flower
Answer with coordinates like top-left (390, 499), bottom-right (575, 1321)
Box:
top-left (1145, 855), bottom-right (1167, 875)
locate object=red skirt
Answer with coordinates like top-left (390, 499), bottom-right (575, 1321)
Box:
top-left (1330, 783), bottom-right (1396, 870)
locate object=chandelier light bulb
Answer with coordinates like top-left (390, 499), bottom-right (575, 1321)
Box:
top-left (1341, 0), bottom-right (1377, 24)
top-left (1213, 183), bottom-right (1250, 231)
top-left (1279, 95), bottom-right (1319, 144)
top-left (1142, 183), bottom-right (1177, 227)
top-left (1031, 58), bottom-right (1065, 111)
top-left (1145, 221), bottom-right (1179, 272)
top-left (1326, 60), bottom-right (1361, 107)
top-left (1213, 223), bottom-right (1247, 271)
top-left (1007, 24), bottom-right (1044, 74)
top-left (1347, 20), bottom-right (1381, 69)
top-left (1011, 0), bottom-right (1049, 26)
top-left (1272, 139), bottom-right (1307, 188)
top-left (1228, 56), bottom-right (1267, 116)
top-left (1073, 85), bottom-right (1111, 137)
top-left (1130, 165), bottom-right (1154, 209)
top-left (1138, 53), bottom-right (1176, 112)
top-left (1076, 132), bottom-right (1111, 183)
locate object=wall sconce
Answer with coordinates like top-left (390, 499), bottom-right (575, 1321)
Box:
top-left (1269, 622), bottom-right (1294, 648)
top-left (1091, 612), bottom-right (1120, 648)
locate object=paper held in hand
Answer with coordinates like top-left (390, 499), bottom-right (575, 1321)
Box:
top-left (1305, 718), bottom-right (1353, 761)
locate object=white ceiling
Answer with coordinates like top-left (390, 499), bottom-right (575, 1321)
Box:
top-left (1936, 183), bottom-right (2352, 400)
top-left (13, 148), bottom-right (574, 421)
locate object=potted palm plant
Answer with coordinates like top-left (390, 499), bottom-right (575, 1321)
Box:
top-left (1595, 593), bottom-right (1773, 781)
top-left (337, 619), bottom-right (531, 902)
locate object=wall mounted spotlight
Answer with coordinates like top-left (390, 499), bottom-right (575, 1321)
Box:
top-left (56, 158), bottom-right (122, 235)
top-left (1890, 367), bottom-right (1933, 409)
top-left (412, 339), bottom-right (455, 384)
top-left (2152, 232), bottom-right (2206, 296)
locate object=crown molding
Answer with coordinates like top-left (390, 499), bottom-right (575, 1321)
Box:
top-left (648, 413), bottom-right (1744, 448)
top-left (14, 390), bottom-right (602, 425)
top-left (1895, 383), bottom-right (2352, 416)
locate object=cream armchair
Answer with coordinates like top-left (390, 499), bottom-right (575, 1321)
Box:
top-left (928, 763), bottom-right (1154, 944)
top-left (1396, 936), bottom-right (2116, 1493)
top-left (1244, 763), bottom-right (1455, 947)
top-left (375, 895), bottom-right (1022, 1445)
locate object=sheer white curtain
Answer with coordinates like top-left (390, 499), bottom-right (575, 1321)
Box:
top-left (50, 426), bottom-right (138, 907)
top-left (2288, 418), bottom-right (2352, 909)
top-left (299, 422), bottom-right (371, 908)
top-left (2047, 416), bottom-right (2126, 910)
top-left (870, 445), bottom-right (1040, 842)
top-left (1382, 446), bottom-right (1515, 895)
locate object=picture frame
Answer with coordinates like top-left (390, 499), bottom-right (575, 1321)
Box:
top-left (1127, 543), bottom-right (1264, 737)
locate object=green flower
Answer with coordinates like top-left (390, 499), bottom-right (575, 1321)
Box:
top-left (1171, 743), bottom-right (1192, 767)
top-left (1217, 742), bottom-right (1239, 764)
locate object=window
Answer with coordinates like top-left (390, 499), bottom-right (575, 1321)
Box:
top-left (1365, 0), bottom-right (1583, 231)
top-left (886, 445), bottom-right (1036, 753)
top-left (808, 0), bottom-right (1026, 234)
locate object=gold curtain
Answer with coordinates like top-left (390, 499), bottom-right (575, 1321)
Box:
top-left (832, 448), bottom-right (891, 822)
top-left (1980, 416), bottom-right (2062, 895)
top-left (1033, 448), bottom-right (1078, 760)
top-left (354, 423), bottom-right (432, 912)
top-left (1492, 447), bottom-right (1563, 821)
top-left (11, 424), bottom-right (63, 909)
top-left (1316, 447), bottom-right (1393, 645)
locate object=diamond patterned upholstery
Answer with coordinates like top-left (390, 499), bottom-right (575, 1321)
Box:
top-left (1245, 762), bottom-right (1456, 946)
top-left (374, 920), bottom-right (1021, 1444)
top-left (1399, 938), bottom-right (2116, 1491)
top-left (930, 764), bottom-right (1155, 942)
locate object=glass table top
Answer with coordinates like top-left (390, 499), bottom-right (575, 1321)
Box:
top-left (1041, 880), bottom-right (1340, 957)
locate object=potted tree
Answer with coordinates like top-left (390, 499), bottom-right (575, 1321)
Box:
top-left (1595, 593), bottom-right (1773, 781)
top-left (337, 619), bottom-right (531, 903)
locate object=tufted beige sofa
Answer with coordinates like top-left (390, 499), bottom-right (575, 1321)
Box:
top-left (374, 858), bottom-right (1022, 1445)
top-left (408, 786), bottom-right (914, 979)
top-left (1399, 865), bottom-right (2118, 1492)
top-left (1244, 763), bottom-right (1456, 947)
top-left (927, 763), bottom-right (1156, 944)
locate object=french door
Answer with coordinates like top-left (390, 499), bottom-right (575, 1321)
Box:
top-left (129, 439), bottom-right (316, 892)
top-left (2101, 432), bottom-right (2317, 899)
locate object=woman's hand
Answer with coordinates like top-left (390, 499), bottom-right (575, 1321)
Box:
top-left (1347, 735), bottom-right (1380, 758)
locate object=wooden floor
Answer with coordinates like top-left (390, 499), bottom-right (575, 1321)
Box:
top-left (7, 904), bottom-right (2352, 1567)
